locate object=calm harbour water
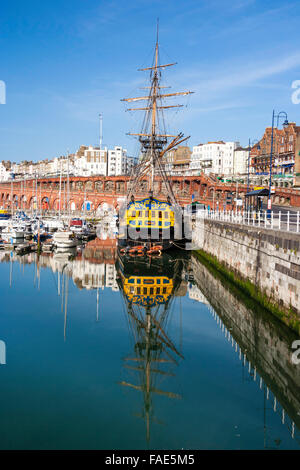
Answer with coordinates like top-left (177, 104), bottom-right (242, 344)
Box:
top-left (0, 241), bottom-right (299, 450)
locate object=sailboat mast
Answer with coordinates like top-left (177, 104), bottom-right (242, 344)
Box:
top-left (121, 23), bottom-right (193, 204)
top-left (151, 39), bottom-right (159, 193)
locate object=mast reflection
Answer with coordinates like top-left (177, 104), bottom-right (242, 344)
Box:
top-left (116, 251), bottom-right (190, 443)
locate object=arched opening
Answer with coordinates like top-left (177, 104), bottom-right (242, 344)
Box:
top-left (69, 200), bottom-right (76, 212)
top-left (29, 196), bottom-right (37, 210)
top-left (41, 197), bottom-right (49, 211)
top-left (52, 198), bottom-right (61, 211)
top-left (13, 195), bottom-right (19, 209)
top-left (20, 195), bottom-right (27, 210)
top-left (82, 200), bottom-right (93, 212)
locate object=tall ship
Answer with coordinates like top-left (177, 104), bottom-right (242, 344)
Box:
top-left (118, 26), bottom-right (193, 256)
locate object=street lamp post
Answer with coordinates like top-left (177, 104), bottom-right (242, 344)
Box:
top-left (246, 138), bottom-right (260, 212)
top-left (268, 110), bottom-right (288, 216)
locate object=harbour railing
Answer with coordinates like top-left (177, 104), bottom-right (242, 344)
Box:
top-left (194, 209), bottom-right (300, 234)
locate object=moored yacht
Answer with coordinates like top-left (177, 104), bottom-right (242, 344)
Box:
top-left (43, 218), bottom-right (65, 233)
top-left (53, 230), bottom-right (78, 249)
top-left (1, 225), bottom-right (25, 239)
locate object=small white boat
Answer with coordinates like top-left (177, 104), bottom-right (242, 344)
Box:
top-left (43, 219), bottom-right (65, 232)
top-left (42, 241), bottom-right (54, 253)
top-left (0, 219), bottom-right (11, 229)
top-left (53, 230), bottom-right (78, 248)
top-left (2, 226), bottom-right (25, 239)
top-left (54, 246), bottom-right (77, 257)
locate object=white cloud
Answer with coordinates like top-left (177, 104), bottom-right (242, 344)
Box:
top-left (178, 52), bottom-right (300, 99)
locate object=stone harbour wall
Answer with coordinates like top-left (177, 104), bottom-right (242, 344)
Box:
top-left (191, 254), bottom-right (300, 429)
top-left (193, 218), bottom-right (300, 317)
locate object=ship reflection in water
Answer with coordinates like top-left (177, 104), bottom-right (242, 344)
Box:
top-left (0, 238), bottom-right (299, 449)
top-left (116, 251), bottom-right (189, 443)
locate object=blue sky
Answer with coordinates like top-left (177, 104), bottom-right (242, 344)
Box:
top-left (1, 0), bottom-right (300, 162)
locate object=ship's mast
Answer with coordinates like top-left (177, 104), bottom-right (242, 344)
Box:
top-left (149, 35), bottom-right (159, 193)
top-left (121, 24), bottom-right (193, 204)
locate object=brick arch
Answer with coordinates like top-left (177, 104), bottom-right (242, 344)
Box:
top-left (28, 196), bottom-right (37, 209)
top-left (68, 199), bottom-right (77, 212)
top-left (12, 194), bottom-right (19, 209)
top-left (82, 199), bottom-right (94, 212)
top-left (19, 194), bottom-right (27, 210)
top-left (274, 195), bottom-right (280, 204)
top-left (280, 196), bottom-right (286, 205)
top-left (3, 193), bottom-right (9, 208)
top-left (41, 196), bottom-right (50, 210)
top-left (52, 198), bottom-right (61, 211)
top-left (0, 175), bottom-right (300, 211)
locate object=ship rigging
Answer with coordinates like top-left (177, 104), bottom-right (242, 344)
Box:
top-left (121, 26), bottom-right (194, 203)
top-left (118, 25), bottom-right (193, 253)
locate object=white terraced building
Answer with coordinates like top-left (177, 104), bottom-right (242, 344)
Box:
top-left (233, 146), bottom-right (251, 177)
top-left (4, 145), bottom-right (137, 181)
top-left (74, 145), bottom-right (137, 177)
top-left (0, 161), bottom-right (12, 181)
top-left (74, 146), bottom-right (107, 177)
top-left (190, 141), bottom-right (240, 177)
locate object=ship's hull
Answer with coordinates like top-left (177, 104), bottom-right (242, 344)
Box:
top-left (117, 196), bottom-right (191, 254)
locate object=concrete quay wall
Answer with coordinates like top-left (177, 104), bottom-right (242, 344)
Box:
top-left (191, 255), bottom-right (300, 430)
top-left (193, 218), bottom-right (300, 318)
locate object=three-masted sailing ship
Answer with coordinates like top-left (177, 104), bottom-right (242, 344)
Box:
top-left (118, 27), bottom-right (193, 255)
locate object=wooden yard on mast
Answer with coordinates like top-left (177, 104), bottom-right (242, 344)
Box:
top-left (121, 25), bottom-right (194, 204)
